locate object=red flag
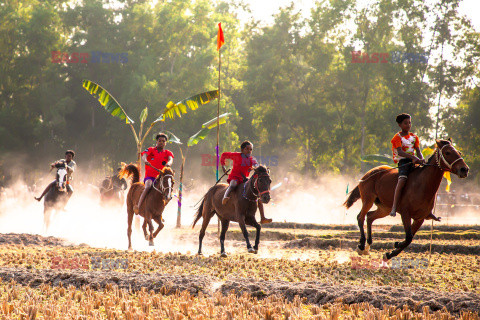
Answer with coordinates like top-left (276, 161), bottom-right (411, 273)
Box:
top-left (217, 23), bottom-right (224, 51)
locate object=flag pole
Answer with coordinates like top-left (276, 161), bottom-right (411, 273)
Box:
top-left (216, 48), bottom-right (221, 182)
top-left (216, 22), bottom-right (224, 235)
top-left (216, 22), bottom-right (224, 182)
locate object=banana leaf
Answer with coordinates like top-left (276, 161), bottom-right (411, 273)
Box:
top-left (187, 113), bottom-right (230, 147)
top-left (165, 130), bottom-right (183, 145)
top-left (361, 154), bottom-right (393, 164)
top-left (140, 107), bottom-right (148, 124)
top-left (422, 147), bottom-right (435, 159)
top-left (154, 90), bottom-right (219, 123)
top-left (82, 80), bottom-right (134, 124)
top-left (201, 112), bottom-right (230, 129)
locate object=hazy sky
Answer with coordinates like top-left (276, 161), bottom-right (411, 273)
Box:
top-left (241, 0), bottom-right (480, 31)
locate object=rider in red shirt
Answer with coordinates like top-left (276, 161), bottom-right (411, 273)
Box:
top-left (220, 140), bottom-right (272, 224)
top-left (134, 133), bottom-right (173, 214)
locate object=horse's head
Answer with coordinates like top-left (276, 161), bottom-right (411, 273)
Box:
top-left (252, 165), bottom-right (271, 203)
top-left (155, 167), bottom-right (175, 201)
top-left (435, 139), bottom-right (469, 178)
top-left (56, 166), bottom-right (68, 191)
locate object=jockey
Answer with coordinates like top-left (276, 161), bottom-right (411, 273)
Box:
top-left (35, 150), bottom-right (76, 201)
top-left (220, 140), bottom-right (272, 224)
top-left (100, 167), bottom-right (127, 194)
top-left (134, 133), bottom-right (173, 214)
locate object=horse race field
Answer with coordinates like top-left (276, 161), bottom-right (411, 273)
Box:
top-left (1, 222), bottom-right (479, 319)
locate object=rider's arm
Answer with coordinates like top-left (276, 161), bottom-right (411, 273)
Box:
top-left (397, 147), bottom-right (421, 163)
top-left (164, 156), bottom-right (173, 167)
top-left (142, 152), bottom-right (160, 171)
top-left (67, 162), bottom-right (75, 173)
top-left (415, 147), bottom-right (425, 163)
top-left (220, 152), bottom-right (234, 173)
top-left (251, 156), bottom-right (259, 168)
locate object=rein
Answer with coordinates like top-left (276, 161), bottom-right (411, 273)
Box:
top-left (152, 174), bottom-right (174, 196)
top-left (242, 173), bottom-right (270, 202)
top-left (357, 144), bottom-right (462, 184)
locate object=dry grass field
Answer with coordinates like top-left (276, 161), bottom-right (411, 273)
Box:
top-left (1, 223), bottom-right (480, 319)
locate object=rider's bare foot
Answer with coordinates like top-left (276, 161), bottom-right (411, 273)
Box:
top-left (222, 197), bottom-right (229, 205)
top-left (261, 218), bottom-right (272, 224)
top-left (34, 196), bottom-right (41, 202)
top-left (133, 205), bottom-right (140, 214)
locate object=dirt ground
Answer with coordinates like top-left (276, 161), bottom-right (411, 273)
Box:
top-left (0, 232), bottom-right (479, 316)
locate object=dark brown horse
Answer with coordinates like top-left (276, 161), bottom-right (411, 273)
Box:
top-left (193, 165), bottom-right (271, 257)
top-left (120, 164), bottom-right (174, 249)
top-left (99, 173), bottom-right (127, 205)
top-left (344, 139), bottom-right (469, 260)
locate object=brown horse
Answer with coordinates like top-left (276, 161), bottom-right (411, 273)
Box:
top-left (193, 165), bottom-right (271, 257)
top-left (120, 164), bottom-right (174, 249)
top-left (344, 139), bottom-right (469, 260)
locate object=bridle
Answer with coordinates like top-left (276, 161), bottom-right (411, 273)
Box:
top-left (152, 173), bottom-right (174, 198)
top-left (243, 173), bottom-right (270, 202)
top-left (435, 144), bottom-right (464, 172)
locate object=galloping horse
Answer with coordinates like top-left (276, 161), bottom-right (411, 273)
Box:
top-left (43, 164), bottom-right (70, 231)
top-left (99, 172), bottom-right (127, 205)
top-left (193, 165), bottom-right (271, 257)
top-left (344, 139), bottom-right (469, 260)
top-left (120, 164), bottom-right (174, 249)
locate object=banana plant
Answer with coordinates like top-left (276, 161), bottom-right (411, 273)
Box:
top-left (82, 80), bottom-right (219, 169)
top-left (166, 113), bottom-right (230, 227)
top-left (361, 154), bottom-right (394, 166)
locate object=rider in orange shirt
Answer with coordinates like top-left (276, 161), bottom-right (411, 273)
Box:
top-left (390, 113), bottom-right (425, 217)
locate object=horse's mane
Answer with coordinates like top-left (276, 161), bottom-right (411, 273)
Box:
top-left (119, 163), bottom-right (140, 183)
top-left (426, 139), bottom-right (452, 165)
top-left (159, 167), bottom-right (174, 177)
top-left (254, 165), bottom-right (268, 174)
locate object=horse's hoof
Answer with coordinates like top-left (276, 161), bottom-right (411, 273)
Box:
top-left (356, 247), bottom-right (368, 256)
top-left (149, 241), bottom-right (154, 246)
top-left (248, 247), bottom-right (255, 254)
top-left (197, 252), bottom-right (203, 256)
top-left (383, 253), bottom-right (390, 261)
top-left (145, 235), bottom-right (149, 241)
top-left (220, 252), bottom-right (227, 258)
top-left (365, 243), bottom-right (370, 252)
top-left (254, 249), bottom-right (258, 254)
top-left (128, 247), bottom-right (132, 251)
top-left (394, 241), bottom-right (400, 249)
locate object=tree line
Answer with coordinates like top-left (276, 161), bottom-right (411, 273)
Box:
top-left (0, 0), bottom-right (479, 186)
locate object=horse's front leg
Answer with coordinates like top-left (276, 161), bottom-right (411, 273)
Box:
top-left (246, 216), bottom-right (261, 254)
top-left (238, 212), bottom-right (254, 253)
top-left (385, 213), bottom-right (413, 260)
top-left (152, 214), bottom-right (164, 238)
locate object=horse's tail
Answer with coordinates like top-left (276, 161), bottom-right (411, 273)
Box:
top-left (119, 163), bottom-right (140, 184)
top-left (192, 197), bottom-right (205, 228)
top-left (344, 186), bottom-right (360, 209)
